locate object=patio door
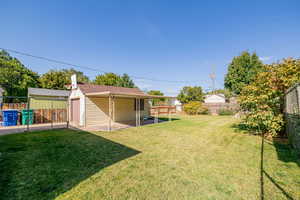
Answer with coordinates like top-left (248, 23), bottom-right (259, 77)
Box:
top-left (71, 99), bottom-right (80, 125)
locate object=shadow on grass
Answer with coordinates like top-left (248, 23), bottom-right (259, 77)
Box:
top-left (260, 135), bottom-right (298, 200)
top-left (0, 129), bottom-right (140, 200)
top-left (231, 123), bottom-right (299, 199)
top-left (158, 117), bottom-right (180, 121)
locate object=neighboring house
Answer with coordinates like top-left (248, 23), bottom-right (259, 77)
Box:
top-left (204, 94), bottom-right (226, 103)
top-left (69, 84), bottom-right (167, 128)
top-left (28, 88), bottom-right (70, 109)
top-left (170, 98), bottom-right (182, 112)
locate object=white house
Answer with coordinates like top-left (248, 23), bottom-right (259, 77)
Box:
top-left (204, 94), bottom-right (225, 103)
top-left (170, 98), bottom-right (182, 112)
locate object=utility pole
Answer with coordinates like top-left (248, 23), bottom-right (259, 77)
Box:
top-left (209, 65), bottom-right (216, 93)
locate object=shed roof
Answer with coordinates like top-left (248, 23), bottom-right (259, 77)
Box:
top-left (28, 88), bottom-right (70, 97)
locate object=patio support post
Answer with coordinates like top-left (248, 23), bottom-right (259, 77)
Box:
top-left (138, 98), bottom-right (141, 126)
top-left (135, 98), bottom-right (141, 127)
top-left (66, 98), bottom-right (69, 129)
top-left (168, 99), bottom-right (171, 122)
top-left (108, 95), bottom-right (112, 132)
top-left (51, 100), bottom-right (53, 129)
top-left (154, 105), bottom-right (158, 124)
top-left (135, 98), bottom-right (138, 127)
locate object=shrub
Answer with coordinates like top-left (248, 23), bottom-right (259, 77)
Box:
top-left (183, 101), bottom-right (208, 115)
top-left (218, 109), bottom-right (234, 115)
top-left (198, 106), bottom-right (209, 114)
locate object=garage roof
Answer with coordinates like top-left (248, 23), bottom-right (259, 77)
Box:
top-left (28, 88), bottom-right (70, 97)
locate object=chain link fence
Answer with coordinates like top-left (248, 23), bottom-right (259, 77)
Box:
top-left (285, 83), bottom-right (300, 152)
top-left (0, 96), bottom-right (69, 135)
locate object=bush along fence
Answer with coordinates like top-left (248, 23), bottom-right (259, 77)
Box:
top-left (0, 96), bottom-right (69, 133)
top-left (285, 83), bottom-right (300, 152)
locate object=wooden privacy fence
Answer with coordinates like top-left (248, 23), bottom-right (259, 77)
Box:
top-left (285, 83), bottom-right (300, 152)
top-left (33, 109), bottom-right (67, 123)
top-left (203, 103), bottom-right (239, 115)
top-left (150, 106), bottom-right (176, 115)
top-left (1, 103), bottom-right (67, 124)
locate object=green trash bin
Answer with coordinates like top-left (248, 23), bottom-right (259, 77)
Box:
top-left (22, 109), bottom-right (34, 125)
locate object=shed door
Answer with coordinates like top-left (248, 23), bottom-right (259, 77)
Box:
top-left (71, 99), bottom-right (80, 125)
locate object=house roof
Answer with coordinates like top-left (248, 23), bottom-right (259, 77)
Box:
top-left (28, 88), bottom-right (70, 97)
top-left (78, 84), bottom-right (145, 95)
top-left (205, 93), bottom-right (225, 99)
top-left (77, 84), bottom-right (174, 99)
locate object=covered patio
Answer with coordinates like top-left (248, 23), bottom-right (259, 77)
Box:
top-left (83, 91), bottom-right (175, 131)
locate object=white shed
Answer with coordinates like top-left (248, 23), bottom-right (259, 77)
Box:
top-left (204, 94), bottom-right (225, 103)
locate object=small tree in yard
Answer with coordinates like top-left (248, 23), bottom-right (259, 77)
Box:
top-left (239, 58), bottom-right (300, 136)
top-left (177, 86), bottom-right (204, 104)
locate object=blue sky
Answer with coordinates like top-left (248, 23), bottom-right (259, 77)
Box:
top-left (1, 0), bottom-right (300, 95)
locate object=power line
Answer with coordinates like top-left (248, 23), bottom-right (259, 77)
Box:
top-left (0, 47), bottom-right (209, 84)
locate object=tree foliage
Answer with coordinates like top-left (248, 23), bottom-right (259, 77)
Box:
top-left (147, 90), bottom-right (165, 105)
top-left (93, 73), bottom-right (135, 88)
top-left (177, 86), bottom-right (204, 104)
top-left (39, 68), bottom-right (89, 90)
top-left (39, 70), bottom-right (68, 90)
top-left (62, 68), bottom-right (89, 84)
top-left (0, 50), bottom-right (39, 99)
top-left (239, 58), bottom-right (300, 136)
top-left (224, 51), bottom-right (263, 95)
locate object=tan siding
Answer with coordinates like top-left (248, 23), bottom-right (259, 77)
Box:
top-left (85, 97), bottom-right (109, 126)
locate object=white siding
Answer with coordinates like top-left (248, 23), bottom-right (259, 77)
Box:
top-left (204, 95), bottom-right (226, 103)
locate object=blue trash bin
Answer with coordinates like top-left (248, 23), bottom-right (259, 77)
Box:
top-left (3, 110), bottom-right (18, 126)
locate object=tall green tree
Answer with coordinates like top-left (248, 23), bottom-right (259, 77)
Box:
top-left (62, 68), bottom-right (89, 84)
top-left (224, 51), bottom-right (263, 95)
top-left (148, 90), bottom-right (165, 105)
top-left (39, 68), bottom-right (89, 89)
top-left (177, 86), bottom-right (204, 104)
top-left (39, 70), bottom-right (67, 89)
top-left (93, 73), bottom-right (135, 88)
top-left (0, 50), bottom-right (39, 100)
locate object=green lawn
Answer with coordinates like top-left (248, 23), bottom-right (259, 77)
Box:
top-left (0, 115), bottom-right (299, 200)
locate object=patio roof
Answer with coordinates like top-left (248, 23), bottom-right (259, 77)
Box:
top-left (79, 84), bottom-right (174, 99)
top-left (85, 91), bottom-right (174, 99)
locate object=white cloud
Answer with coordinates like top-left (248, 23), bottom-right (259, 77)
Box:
top-left (259, 56), bottom-right (273, 61)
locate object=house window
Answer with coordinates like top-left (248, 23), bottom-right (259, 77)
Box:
top-left (134, 99), bottom-right (144, 111)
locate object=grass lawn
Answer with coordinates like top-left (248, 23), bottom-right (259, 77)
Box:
top-left (0, 115), bottom-right (299, 200)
